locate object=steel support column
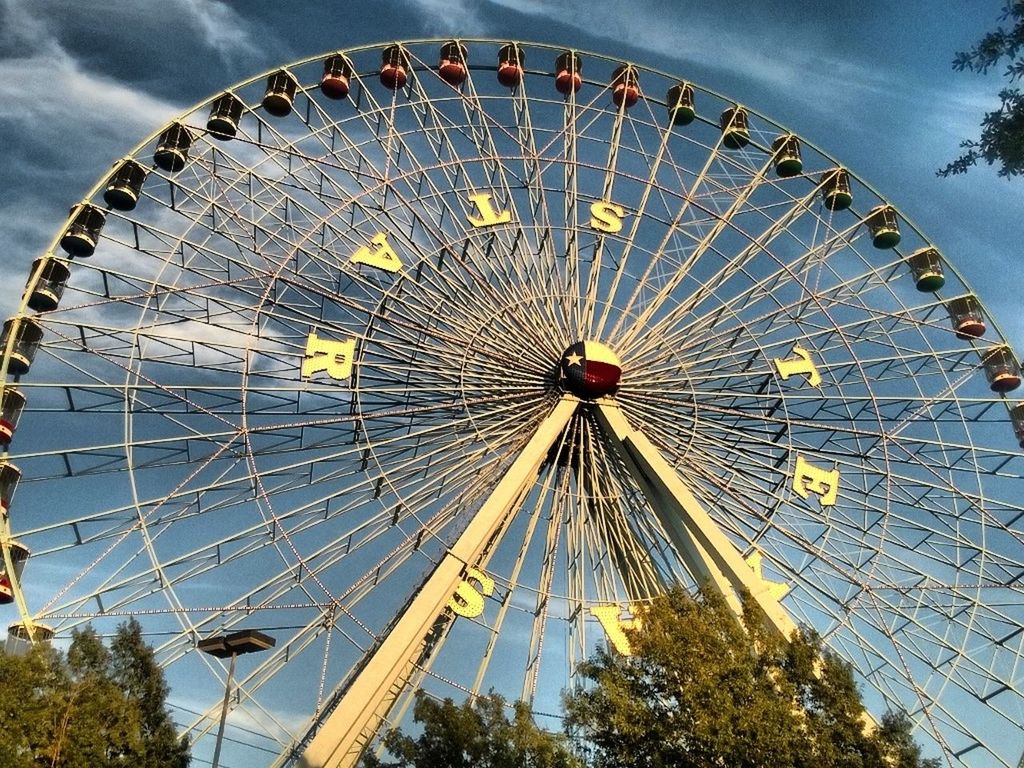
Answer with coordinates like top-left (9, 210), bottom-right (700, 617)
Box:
top-left (595, 400), bottom-right (796, 638)
top-left (298, 395), bottom-right (579, 768)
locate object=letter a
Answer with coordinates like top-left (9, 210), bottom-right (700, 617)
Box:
top-left (448, 567), bottom-right (495, 618)
top-left (792, 454), bottom-right (840, 507)
top-left (589, 201), bottom-right (625, 234)
top-left (302, 333), bottom-right (356, 381)
top-left (773, 345), bottom-right (822, 387)
top-left (590, 604), bottom-right (640, 655)
top-left (351, 232), bottom-right (401, 273)
top-left (466, 193), bottom-right (512, 228)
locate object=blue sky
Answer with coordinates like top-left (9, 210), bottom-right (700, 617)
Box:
top-left (1, 1), bottom-right (1022, 765)
top-left (1, 0), bottom-right (1020, 352)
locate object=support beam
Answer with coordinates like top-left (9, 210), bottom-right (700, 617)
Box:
top-left (297, 395), bottom-right (580, 768)
top-left (596, 402), bottom-right (877, 734)
top-left (594, 400), bottom-right (797, 639)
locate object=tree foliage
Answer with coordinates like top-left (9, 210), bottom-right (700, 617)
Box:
top-left (564, 587), bottom-right (939, 768)
top-left (0, 620), bottom-right (189, 768)
top-left (363, 691), bottom-right (582, 768)
top-left (109, 618), bottom-right (190, 768)
top-left (939, 1), bottom-right (1024, 177)
top-left (363, 587), bottom-right (937, 768)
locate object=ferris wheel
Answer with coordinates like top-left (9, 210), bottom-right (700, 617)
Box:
top-left (1, 38), bottom-right (1023, 768)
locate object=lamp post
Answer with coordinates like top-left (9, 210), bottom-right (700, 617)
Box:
top-left (197, 629), bottom-right (276, 768)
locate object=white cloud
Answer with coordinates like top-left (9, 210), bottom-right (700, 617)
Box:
top-left (0, 0), bottom-right (56, 51)
top-left (174, 0), bottom-right (260, 63)
top-left (0, 54), bottom-right (179, 136)
top-left (906, 82), bottom-right (1003, 152)
top-left (402, 0), bottom-right (491, 36)
top-left (475, 0), bottom-right (929, 120)
top-left (0, 3), bottom-right (183, 320)
top-left (2, 0), bottom-right (258, 64)
top-left (0, 0), bottom-right (263, 163)
top-left (0, 2), bottom-right (181, 134)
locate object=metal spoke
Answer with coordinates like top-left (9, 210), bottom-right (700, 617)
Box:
top-left (1, 40), bottom-right (1020, 768)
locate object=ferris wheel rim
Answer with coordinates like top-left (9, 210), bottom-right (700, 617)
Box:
top-left (0, 37), bottom-right (1020, 767)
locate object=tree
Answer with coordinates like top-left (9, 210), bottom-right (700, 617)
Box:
top-left (363, 691), bottom-right (582, 768)
top-left (52, 626), bottom-right (142, 768)
top-left (0, 642), bottom-right (65, 768)
top-left (939, 1), bottom-right (1024, 177)
top-left (0, 621), bottom-right (190, 767)
top-left (564, 586), bottom-right (939, 768)
top-left (109, 618), bottom-right (190, 768)
top-left (1, 628), bottom-right (141, 767)
top-left (357, 589), bottom-right (937, 768)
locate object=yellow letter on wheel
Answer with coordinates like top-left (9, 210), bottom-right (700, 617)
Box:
top-left (792, 454), bottom-right (840, 507)
top-left (590, 604), bottom-right (640, 655)
top-left (351, 232), bottom-right (402, 272)
top-left (466, 193), bottom-right (512, 228)
top-left (589, 200), bottom-right (625, 234)
top-left (448, 568), bottom-right (495, 618)
top-left (302, 333), bottom-right (356, 381)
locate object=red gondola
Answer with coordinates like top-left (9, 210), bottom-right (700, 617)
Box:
top-left (555, 51), bottom-right (582, 95)
top-left (611, 65), bottom-right (640, 108)
top-left (321, 54), bottom-right (354, 99)
top-left (0, 541), bottom-right (29, 605)
top-left (438, 41), bottom-right (468, 86)
top-left (983, 346), bottom-right (1022, 393)
top-left (380, 45), bottom-right (411, 90)
top-left (0, 388), bottom-right (25, 445)
top-left (497, 43), bottom-right (525, 87)
top-left (948, 296), bottom-right (986, 339)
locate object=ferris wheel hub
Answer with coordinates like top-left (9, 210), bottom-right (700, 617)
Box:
top-left (558, 341), bottom-right (622, 399)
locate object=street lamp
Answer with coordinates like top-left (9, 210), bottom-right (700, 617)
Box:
top-left (198, 629), bottom-right (276, 768)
